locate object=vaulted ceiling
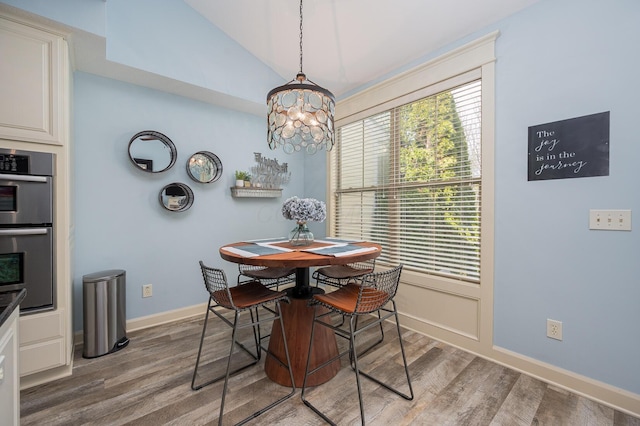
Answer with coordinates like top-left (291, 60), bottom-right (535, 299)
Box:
top-left (184, 0), bottom-right (540, 98)
top-left (28, 0), bottom-right (543, 115)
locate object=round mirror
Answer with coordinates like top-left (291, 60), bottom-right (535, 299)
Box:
top-left (128, 130), bottom-right (177, 173)
top-left (187, 151), bottom-right (223, 183)
top-left (159, 182), bottom-right (194, 212)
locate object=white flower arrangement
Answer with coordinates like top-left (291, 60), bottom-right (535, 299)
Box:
top-left (281, 196), bottom-right (327, 222)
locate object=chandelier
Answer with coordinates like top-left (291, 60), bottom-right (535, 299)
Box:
top-left (266, 0), bottom-right (335, 154)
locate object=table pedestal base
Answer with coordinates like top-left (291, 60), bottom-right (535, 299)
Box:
top-left (265, 296), bottom-right (341, 387)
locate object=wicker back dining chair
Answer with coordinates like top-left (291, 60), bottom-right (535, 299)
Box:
top-left (237, 263), bottom-right (295, 290)
top-left (301, 264), bottom-right (414, 426)
top-left (192, 261), bottom-right (295, 426)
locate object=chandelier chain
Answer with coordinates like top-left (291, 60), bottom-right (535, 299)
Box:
top-left (299, 0), bottom-right (304, 75)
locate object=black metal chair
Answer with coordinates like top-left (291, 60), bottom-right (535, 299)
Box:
top-left (312, 259), bottom-right (376, 289)
top-left (192, 261), bottom-right (295, 426)
top-left (301, 264), bottom-right (414, 426)
top-left (312, 259), bottom-right (382, 347)
top-left (238, 263), bottom-right (295, 291)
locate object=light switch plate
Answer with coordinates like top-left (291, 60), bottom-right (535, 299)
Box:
top-left (589, 209), bottom-right (632, 231)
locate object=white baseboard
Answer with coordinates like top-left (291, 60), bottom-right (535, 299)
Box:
top-left (126, 303), bottom-right (207, 332)
top-left (397, 311), bottom-right (640, 418)
top-left (491, 345), bottom-right (640, 418)
top-left (74, 303), bottom-right (207, 346)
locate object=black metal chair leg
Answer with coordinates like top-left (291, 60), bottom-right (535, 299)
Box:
top-left (349, 311), bottom-right (385, 368)
top-left (240, 302), bottom-right (296, 424)
top-left (353, 303), bottom-right (414, 401)
top-left (301, 307), bottom-right (338, 426)
top-left (300, 306), bottom-right (317, 402)
top-left (300, 266), bottom-right (413, 426)
top-left (195, 262), bottom-right (295, 426)
top-left (349, 315), bottom-right (367, 425)
top-left (191, 299), bottom-right (212, 390)
top-left (218, 312), bottom-right (241, 426)
top-left (393, 306), bottom-right (414, 400)
top-left (275, 302), bottom-right (296, 392)
top-left (250, 307), bottom-right (261, 360)
top-left (191, 302), bottom-right (260, 391)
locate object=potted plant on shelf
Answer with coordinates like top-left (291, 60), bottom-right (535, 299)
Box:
top-left (235, 170), bottom-right (250, 187)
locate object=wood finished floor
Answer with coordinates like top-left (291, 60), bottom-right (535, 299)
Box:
top-left (21, 311), bottom-right (640, 426)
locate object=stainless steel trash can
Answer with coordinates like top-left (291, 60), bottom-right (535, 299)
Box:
top-left (82, 269), bottom-right (129, 358)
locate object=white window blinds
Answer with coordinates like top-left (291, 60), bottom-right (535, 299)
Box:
top-left (332, 80), bottom-right (482, 282)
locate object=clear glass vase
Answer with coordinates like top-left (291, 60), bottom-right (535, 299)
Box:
top-left (289, 221), bottom-right (314, 246)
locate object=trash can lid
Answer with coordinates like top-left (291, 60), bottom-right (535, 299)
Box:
top-left (83, 269), bottom-right (126, 282)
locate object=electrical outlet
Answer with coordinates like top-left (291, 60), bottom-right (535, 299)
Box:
top-left (142, 284), bottom-right (153, 298)
top-left (547, 319), bottom-right (562, 341)
top-left (589, 209), bottom-right (632, 231)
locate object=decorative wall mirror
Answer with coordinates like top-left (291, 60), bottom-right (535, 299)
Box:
top-left (159, 182), bottom-right (194, 212)
top-left (128, 130), bottom-right (177, 173)
top-left (187, 151), bottom-right (223, 183)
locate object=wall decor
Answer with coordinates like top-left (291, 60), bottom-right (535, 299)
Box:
top-left (231, 152), bottom-right (291, 198)
top-left (128, 130), bottom-right (177, 173)
top-left (159, 182), bottom-right (194, 212)
top-left (528, 112), bottom-right (609, 181)
top-left (187, 151), bottom-right (222, 183)
top-left (250, 152), bottom-right (291, 188)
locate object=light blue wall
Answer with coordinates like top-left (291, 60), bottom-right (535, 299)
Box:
top-left (301, 151), bottom-right (328, 238)
top-left (105, 0), bottom-right (282, 104)
top-left (72, 72), bottom-right (307, 329)
top-left (492, 0), bottom-right (640, 394)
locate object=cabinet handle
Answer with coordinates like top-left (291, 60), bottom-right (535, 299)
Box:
top-left (0, 173), bottom-right (48, 183)
top-left (0, 228), bottom-right (48, 236)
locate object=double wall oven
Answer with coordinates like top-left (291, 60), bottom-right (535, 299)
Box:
top-left (0, 148), bottom-right (55, 313)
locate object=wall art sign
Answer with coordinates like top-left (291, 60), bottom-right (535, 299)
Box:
top-left (527, 111), bottom-right (609, 181)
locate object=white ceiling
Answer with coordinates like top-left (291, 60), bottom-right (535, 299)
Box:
top-left (185, 0), bottom-right (540, 97)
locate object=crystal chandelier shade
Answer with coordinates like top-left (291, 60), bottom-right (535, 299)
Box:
top-left (266, 0), bottom-right (335, 154)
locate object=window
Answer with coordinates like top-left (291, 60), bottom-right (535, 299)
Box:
top-left (332, 80), bottom-right (482, 282)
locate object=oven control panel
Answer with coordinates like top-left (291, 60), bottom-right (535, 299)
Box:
top-left (0, 154), bottom-right (28, 174)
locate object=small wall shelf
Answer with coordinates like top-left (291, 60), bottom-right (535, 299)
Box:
top-left (230, 187), bottom-right (282, 198)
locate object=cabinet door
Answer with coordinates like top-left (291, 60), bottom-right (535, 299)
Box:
top-left (19, 309), bottom-right (65, 376)
top-left (0, 16), bottom-right (65, 145)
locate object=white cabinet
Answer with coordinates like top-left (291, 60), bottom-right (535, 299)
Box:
top-left (0, 15), bottom-right (66, 145)
top-left (19, 309), bottom-right (66, 376)
top-left (0, 308), bottom-right (20, 426)
top-left (0, 10), bottom-right (73, 389)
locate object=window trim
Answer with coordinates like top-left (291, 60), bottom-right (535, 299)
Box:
top-left (327, 31), bottom-right (497, 348)
top-left (332, 80), bottom-right (483, 282)
top-left (330, 30), bottom-right (498, 250)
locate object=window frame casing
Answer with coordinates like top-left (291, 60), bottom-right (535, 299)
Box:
top-left (328, 31), bottom-right (496, 307)
top-left (332, 78), bottom-right (483, 282)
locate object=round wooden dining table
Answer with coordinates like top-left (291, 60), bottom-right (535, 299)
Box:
top-left (219, 239), bottom-right (381, 387)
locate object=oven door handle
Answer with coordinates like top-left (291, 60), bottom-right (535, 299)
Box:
top-left (0, 173), bottom-right (48, 183)
top-left (0, 228), bottom-right (49, 236)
